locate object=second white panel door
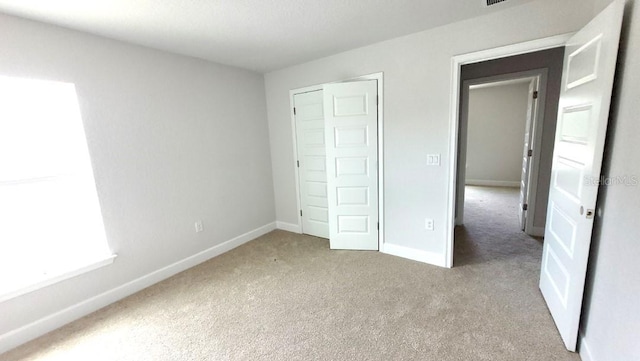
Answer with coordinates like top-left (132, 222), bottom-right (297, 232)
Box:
top-left (323, 80), bottom-right (379, 250)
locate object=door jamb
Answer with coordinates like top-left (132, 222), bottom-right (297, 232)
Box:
top-left (289, 72), bottom-right (385, 251)
top-left (445, 34), bottom-right (573, 268)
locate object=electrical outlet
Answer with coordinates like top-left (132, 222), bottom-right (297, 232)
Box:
top-left (425, 218), bottom-right (434, 231)
top-left (195, 220), bottom-right (204, 233)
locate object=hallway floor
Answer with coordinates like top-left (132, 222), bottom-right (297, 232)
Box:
top-left (455, 185), bottom-right (543, 267)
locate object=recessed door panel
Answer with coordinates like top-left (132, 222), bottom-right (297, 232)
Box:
top-left (337, 215), bottom-right (369, 234)
top-left (297, 103), bottom-right (324, 122)
top-left (335, 126), bottom-right (368, 147)
top-left (548, 203), bottom-right (577, 257)
top-left (333, 95), bottom-right (368, 117)
top-left (305, 155), bottom-right (326, 173)
top-left (543, 246), bottom-right (571, 307)
top-left (554, 157), bottom-right (584, 201)
top-left (304, 129), bottom-right (325, 147)
top-left (308, 206), bottom-right (329, 223)
top-left (306, 181), bottom-right (327, 198)
top-left (337, 187), bottom-right (369, 206)
top-left (307, 195), bottom-right (327, 209)
top-left (566, 35), bottom-right (602, 89)
top-left (560, 105), bottom-right (592, 144)
top-left (336, 157), bottom-right (368, 177)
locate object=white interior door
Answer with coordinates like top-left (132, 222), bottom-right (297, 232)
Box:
top-left (323, 80), bottom-right (378, 250)
top-left (539, 0), bottom-right (624, 351)
top-left (519, 78), bottom-right (539, 230)
top-left (294, 90), bottom-right (329, 239)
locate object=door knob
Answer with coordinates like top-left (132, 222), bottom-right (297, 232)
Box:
top-left (581, 206), bottom-right (594, 219)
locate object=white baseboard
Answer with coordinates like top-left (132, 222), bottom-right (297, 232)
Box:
top-left (0, 222), bottom-right (276, 355)
top-left (579, 331), bottom-right (594, 361)
top-left (382, 243), bottom-right (446, 268)
top-left (529, 226), bottom-right (545, 237)
top-left (276, 221), bottom-right (301, 233)
top-left (465, 179), bottom-right (520, 188)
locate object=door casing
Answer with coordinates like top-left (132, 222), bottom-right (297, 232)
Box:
top-left (290, 72), bottom-right (385, 251)
top-left (446, 33), bottom-right (573, 268)
top-left (456, 69), bottom-right (548, 236)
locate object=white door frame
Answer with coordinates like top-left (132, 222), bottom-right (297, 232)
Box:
top-left (445, 34), bottom-right (573, 268)
top-left (457, 69), bottom-right (548, 236)
top-left (290, 72), bottom-right (385, 251)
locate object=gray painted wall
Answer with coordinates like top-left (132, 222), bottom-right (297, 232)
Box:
top-left (580, 0), bottom-right (640, 360)
top-left (466, 82), bottom-right (530, 185)
top-left (0, 12), bottom-right (275, 342)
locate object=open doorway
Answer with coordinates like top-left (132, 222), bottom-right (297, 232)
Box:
top-left (455, 74), bottom-right (546, 266)
top-left (448, 46), bottom-right (564, 266)
top-left (456, 72), bottom-right (547, 235)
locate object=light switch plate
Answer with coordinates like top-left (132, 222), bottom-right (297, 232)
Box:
top-left (427, 154), bottom-right (441, 166)
top-left (425, 218), bottom-right (434, 231)
top-left (195, 220), bottom-right (204, 233)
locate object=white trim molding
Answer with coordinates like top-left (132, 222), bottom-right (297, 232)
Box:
top-left (382, 243), bottom-right (446, 267)
top-left (465, 179), bottom-right (520, 188)
top-left (0, 222), bottom-right (276, 355)
top-left (445, 33), bottom-right (573, 268)
top-left (276, 221), bottom-right (301, 233)
top-left (579, 332), bottom-right (595, 361)
top-left (530, 226), bottom-right (545, 237)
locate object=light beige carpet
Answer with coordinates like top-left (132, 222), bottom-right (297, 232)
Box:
top-left (1, 186), bottom-right (580, 361)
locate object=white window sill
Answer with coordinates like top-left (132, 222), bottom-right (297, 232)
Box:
top-left (0, 254), bottom-right (117, 303)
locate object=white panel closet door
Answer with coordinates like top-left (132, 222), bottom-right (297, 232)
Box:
top-left (539, 0), bottom-right (624, 351)
top-left (294, 90), bottom-right (329, 239)
top-left (323, 80), bottom-right (378, 250)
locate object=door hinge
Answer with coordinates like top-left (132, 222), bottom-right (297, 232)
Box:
top-left (297, 160), bottom-right (300, 168)
top-left (300, 210), bottom-right (303, 216)
top-left (527, 149), bottom-right (533, 157)
top-left (533, 91), bottom-right (539, 99)
top-left (377, 222), bottom-right (379, 230)
top-left (376, 95), bottom-right (379, 105)
top-left (523, 204), bottom-right (528, 211)
top-left (293, 107), bottom-right (296, 115)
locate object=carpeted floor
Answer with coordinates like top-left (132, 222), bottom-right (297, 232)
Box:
top-left (1, 186), bottom-right (580, 361)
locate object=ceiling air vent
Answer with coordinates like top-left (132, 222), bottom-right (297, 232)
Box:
top-left (484, 0), bottom-right (509, 7)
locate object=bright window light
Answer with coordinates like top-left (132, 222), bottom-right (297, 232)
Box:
top-left (0, 75), bottom-right (113, 299)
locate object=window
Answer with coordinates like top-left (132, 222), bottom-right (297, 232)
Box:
top-left (0, 76), bottom-right (114, 300)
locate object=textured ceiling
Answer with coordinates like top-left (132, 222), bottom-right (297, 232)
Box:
top-left (0, 0), bottom-right (536, 73)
